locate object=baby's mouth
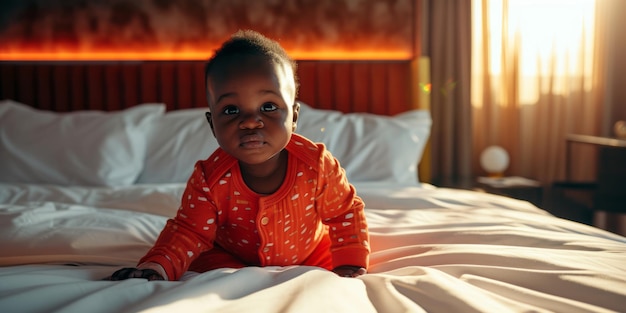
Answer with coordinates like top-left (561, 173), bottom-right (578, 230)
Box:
top-left (240, 133), bottom-right (265, 148)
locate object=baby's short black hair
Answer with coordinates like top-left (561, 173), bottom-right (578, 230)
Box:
top-left (204, 30), bottom-right (298, 95)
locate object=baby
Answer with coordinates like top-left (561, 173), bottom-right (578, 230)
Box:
top-left (109, 30), bottom-right (370, 281)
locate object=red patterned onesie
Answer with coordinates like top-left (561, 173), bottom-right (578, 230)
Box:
top-left (139, 133), bottom-right (370, 280)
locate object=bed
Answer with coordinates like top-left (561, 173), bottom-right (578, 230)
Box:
top-left (1, 60), bottom-right (625, 313)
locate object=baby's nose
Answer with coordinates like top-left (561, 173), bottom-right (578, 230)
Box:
top-left (239, 113), bottom-right (264, 129)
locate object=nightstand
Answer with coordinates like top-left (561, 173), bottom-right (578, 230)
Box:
top-left (475, 176), bottom-right (544, 207)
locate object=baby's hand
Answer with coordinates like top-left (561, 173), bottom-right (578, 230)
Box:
top-left (332, 265), bottom-right (367, 278)
top-left (106, 267), bottom-right (164, 281)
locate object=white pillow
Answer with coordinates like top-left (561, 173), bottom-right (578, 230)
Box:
top-left (0, 100), bottom-right (165, 186)
top-left (136, 108), bottom-right (219, 184)
top-left (296, 102), bottom-right (431, 185)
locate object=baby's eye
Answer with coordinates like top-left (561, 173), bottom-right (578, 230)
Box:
top-left (260, 102), bottom-right (278, 112)
top-left (223, 106), bottom-right (239, 115)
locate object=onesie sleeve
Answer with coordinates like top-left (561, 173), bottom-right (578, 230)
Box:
top-left (139, 162), bottom-right (218, 280)
top-left (316, 149), bottom-right (370, 269)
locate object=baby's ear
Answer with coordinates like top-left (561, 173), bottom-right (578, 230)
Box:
top-left (292, 101), bottom-right (300, 122)
top-left (292, 101), bottom-right (300, 131)
top-left (205, 112), bottom-right (216, 136)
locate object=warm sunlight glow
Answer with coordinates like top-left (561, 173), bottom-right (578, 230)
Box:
top-left (471, 0), bottom-right (596, 106)
top-left (0, 49), bottom-right (411, 61)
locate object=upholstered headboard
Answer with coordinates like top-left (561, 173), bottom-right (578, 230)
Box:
top-left (0, 60), bottom-right (412, 115)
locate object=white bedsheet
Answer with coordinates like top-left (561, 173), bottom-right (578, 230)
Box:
top-left (1, 183), bottom-right (625, 313)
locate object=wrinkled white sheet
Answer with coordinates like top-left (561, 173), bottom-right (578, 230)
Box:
top-left (1, 183), bottom-right (625, 313)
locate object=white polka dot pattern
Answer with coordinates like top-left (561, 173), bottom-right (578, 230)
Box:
top-left (139, 134), bottom-right (369, 280)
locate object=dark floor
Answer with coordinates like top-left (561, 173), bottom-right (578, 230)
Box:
top-left (542, 185), bottom-right (594, 225)
top-left (541, 185), bottom-right (626, 236)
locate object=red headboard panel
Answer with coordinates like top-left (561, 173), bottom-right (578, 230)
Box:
top-left (0, 60), bottom-right (412, 115)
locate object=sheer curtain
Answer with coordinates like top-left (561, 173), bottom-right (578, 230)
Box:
top-left (471, 0), bottom-right (608, 184)
top-left (423, 0), bottom-right (623, 234)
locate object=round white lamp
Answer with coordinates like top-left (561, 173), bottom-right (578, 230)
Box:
top-left (615, 120), bottom-right (626, 139)
top-left (480, 145), bottom-right (510, 177)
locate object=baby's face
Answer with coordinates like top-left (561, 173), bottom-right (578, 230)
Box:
top-left (206, 54), bottom-right (298, 167)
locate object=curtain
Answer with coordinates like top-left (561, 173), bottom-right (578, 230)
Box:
top-left (471, 0), bottom-right (626, 235)
top-left (471, 0), bottom-right (607, 184)
top-left (423, 0), bottom-right (620, 186)
top-left (422, 0), bottom-right (473, 187)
